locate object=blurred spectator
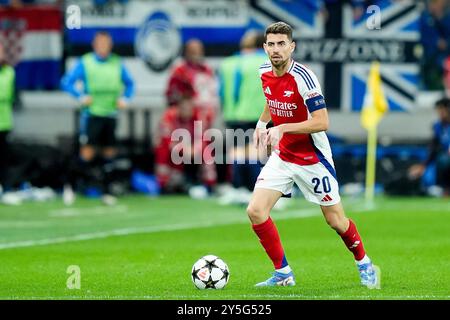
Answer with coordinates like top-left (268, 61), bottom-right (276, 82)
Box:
top-left (165, 38), bottom-right (219, 130)
top-left (409, 97), bottom-right (450, 196)
top-left (218, 30), bottom-right (267, 205)
top-left (155, 82), bottom-right (216, 196)
top-left (61, 31), bottom-right (134, 206)
top-left (0, 41), bottom-right (21, 205)
top-left (419, 0), bottom-right (450, 90)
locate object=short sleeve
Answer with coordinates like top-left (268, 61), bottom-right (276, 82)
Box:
top-left (291, 64), bottom-right (326, 113)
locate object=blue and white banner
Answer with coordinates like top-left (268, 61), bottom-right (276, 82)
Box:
top-left (66, 0), bottom-right (323, 49)
top-left (343, 0), bottom-right (420, 40)
top-left (66, 0), bottom-right (249, 47)
top-left (248, 0), bottom-right (324, 37)
top-left (342, 63), bottom-right (419, 112)
top-left (340, 1), bottom-right (421, 111)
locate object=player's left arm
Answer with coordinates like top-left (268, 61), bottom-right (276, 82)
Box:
top-left (118, 63), bottom-right (135, 108)
top-left (279, 108), bottom-right (329, 134)
top-left (283, 65), bottom-right (329, 134)
top-left (60, 59), bottom-right (86, 100)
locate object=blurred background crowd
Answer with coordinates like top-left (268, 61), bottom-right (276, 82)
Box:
top-left (0, 0), bottom-right (449, 206)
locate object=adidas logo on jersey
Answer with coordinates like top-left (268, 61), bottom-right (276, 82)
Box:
top-left (321, 194), bottom-right (333, 202)
top-left (264, 87), bottom-right (272, 95)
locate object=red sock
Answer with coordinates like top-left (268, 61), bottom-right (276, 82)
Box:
top-left (252, 217), bottom-right (288, 269)
top-left (339, 219), bottom-right (366, 261)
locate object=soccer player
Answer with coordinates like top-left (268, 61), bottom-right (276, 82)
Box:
top-left (248, 22), bottom-right (380, 289)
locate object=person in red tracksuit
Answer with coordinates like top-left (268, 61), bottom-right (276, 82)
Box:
top-left (155, 83), bottom-right (216, 194)
top-left (165, 38), bottom-right (219, 129)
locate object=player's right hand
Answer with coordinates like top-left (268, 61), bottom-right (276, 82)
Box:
top-left (80, 95), bottom-right (92, 107)
top-left (253, 128), bottom-right (267, 149)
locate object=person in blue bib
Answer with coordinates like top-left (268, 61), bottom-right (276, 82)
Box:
top-left (61, 31), bottom-right (134, 205)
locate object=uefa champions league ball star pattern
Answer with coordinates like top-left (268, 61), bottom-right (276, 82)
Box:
top-left (191, 255), bottom-right (230, 289)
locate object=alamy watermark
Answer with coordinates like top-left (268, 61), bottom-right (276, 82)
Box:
top-left (66, 265), bottom-right (81, 289)
top-left (66, 5), bottom-right (81, 30)
top-left (169, 121), bottom-right (275, 165)
top-left (366, 5), bottom-right (381, 30)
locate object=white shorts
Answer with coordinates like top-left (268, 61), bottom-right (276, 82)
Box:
top-left (255, 152), bottom-right (341, 206)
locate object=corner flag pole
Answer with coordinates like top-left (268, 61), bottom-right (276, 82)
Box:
top-left (361, 61), bottom-right (388, 206)
top-left (365, 125), bottom-right (377, 203)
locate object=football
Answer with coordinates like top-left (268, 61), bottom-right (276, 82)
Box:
top-left (191, 255), bottom-right (230, 289)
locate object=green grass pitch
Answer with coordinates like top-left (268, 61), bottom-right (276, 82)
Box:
top-left (0, 195), bottom-right (448, 300)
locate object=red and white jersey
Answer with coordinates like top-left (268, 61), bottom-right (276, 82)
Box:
top-left (166, 61), bottom-right (219, 111)
top-left (259, 59), bottom-right (334, 168)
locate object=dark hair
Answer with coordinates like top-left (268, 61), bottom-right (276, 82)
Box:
top-left (265, 21), bottom-right (293, 42)
top-left (435, 97), bottom-right (450, 109)
top-left (240, 30), bottom-right (265, 50)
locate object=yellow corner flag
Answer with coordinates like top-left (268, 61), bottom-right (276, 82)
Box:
top-left (361, 61), bottom-right (388, 204)
top-left (361, 61), bottom-right (388, 130)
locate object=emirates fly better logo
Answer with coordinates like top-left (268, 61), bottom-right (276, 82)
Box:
top-left (266, 99), bottom-right (298, 110)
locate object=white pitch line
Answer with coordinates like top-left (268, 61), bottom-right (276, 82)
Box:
top-left (0, 208), bottom-right (321, 250)
top-left (0, 220), bottom-right (56, 228)
top-left (48, 205), bottom-right (129, 217)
